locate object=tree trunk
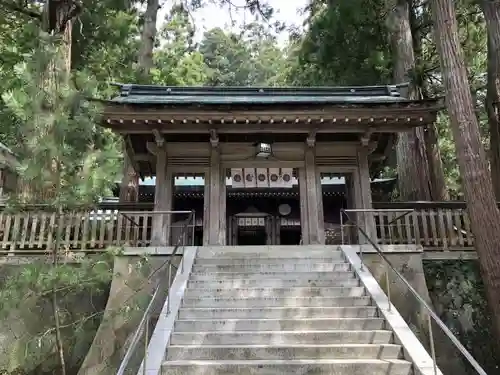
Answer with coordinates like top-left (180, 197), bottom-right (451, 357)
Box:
top-left (138, 0), bottom-right (160, 80)
top-left (424, 124), bottom-right (450, 199)
top-left (480, 0), bottom-right (500, 200)
top-left (431, 0), bottom-right (500, 350)
top-left (388, 0), bottom-right (433, 201)
top-left (409, 0), bottom-right (449, 200)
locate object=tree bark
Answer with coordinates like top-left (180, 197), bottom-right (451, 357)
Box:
top-left (138, 0), bottom-right (159, 80)
top-left (388, 0), bottom-right (433, 200)
top-left (409, 0), bottom-right (449, 200)
top-left (423, 124), bottom-right (449, 199)
top-left (431, 0), bottom-right (500, 350)
top-left (480, 0), bottom-right (500, 200)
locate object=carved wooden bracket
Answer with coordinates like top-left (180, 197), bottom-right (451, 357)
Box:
top-left (360, 131), bottom-right (371, 147)
top-left (306, 129), bottom-right (317, 148)
top-left (209, 129), bottom-right (219, 148)
top-left (152, 129), bottom-right (165, 147)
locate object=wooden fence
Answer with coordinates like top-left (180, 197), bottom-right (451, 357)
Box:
top-left (0, 210), bottom-right (194, 254)
top-left (0, 202), bottom-right (477, 254)
top-left (371, 209), bottom-right (474, 249)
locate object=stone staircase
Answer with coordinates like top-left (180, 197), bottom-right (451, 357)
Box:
top-left (160, 246), bottom-right (415, 374)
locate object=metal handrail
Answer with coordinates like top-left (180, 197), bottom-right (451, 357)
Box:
top-left (340, 208), bottom-right (414, 251)
top-left (120, 210), bottom-right (196, 247)
top-left (116, 210), bottom-right (195, 375)
top-left (340, 209), bottom-right (487, 375)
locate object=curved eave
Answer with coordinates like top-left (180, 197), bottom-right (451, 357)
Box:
top-left (100, 101), bottom-right (442, 134)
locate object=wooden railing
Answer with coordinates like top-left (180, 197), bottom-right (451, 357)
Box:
top-left (342, 205), bottom-right (475, 250)
top-left (0, 201), bottom-right (479, 254)
top-left (373, 209), bottom-right (473, 248)
top-left (0, 209), bottom-right (194, 254)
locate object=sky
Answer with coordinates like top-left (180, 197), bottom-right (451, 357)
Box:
top-left (158, 0), bottom-right (308, 45)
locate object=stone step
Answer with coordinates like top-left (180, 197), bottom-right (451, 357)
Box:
top-left (196, 249), bottom-right (340, 259)
top-left (166, 343), bottom-right (403, 361)
top-left (183, 286), bottom-right (366, 298)
top-left (191, 262), bottom-right (351, 273)
top-left (189, 271), bottom-right (357, 281)
top-left (161, 358), bottom-right (412, 375)
top-left (187, 278), bottom-right (360, 288)
top-left (174, 318), bottom-right (386, 332)
top-left (169, 330), bottom-right (393, 345)
top-left (178, 306), bottom-right (378, 319)
top-left (181, 296), bottom-right (372, 308)
top-left (194, 256), bottom-right (345, 265)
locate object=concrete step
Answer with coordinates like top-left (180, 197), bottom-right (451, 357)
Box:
top-left (178, 306), bottom-right (378, 319)
top-left (191, 262), bottom-right (351, 273)
top-left (189, 271), bottom-right (357, 281)
top-left (161, 359), bottom-right (412, 375)
top-left (166, 343), bottom-right (403, 361)
top-left (196, 248), bottom-right (340, 259)
top-left (183, 286), bottom-right (366, 298)
top-left (181, 296), bottom-right (372, 308)
top-left (194, 256), bottom-right (345, 265)
top-left (174, 318), bottom-right (386, 332)
top-left (169, 330), bottom-right (393, 345)
top-left (187, 278), bottom-right (360, 288)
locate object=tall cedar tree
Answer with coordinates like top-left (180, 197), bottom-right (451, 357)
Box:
top-left (479, 0), bottom-right (500, 200)
top-left (431, 0), bottom-right (500, 349)
top-left (389, 0), bottom-right (433, 200)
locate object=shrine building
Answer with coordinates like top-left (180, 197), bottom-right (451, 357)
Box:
top-left (101, 84), bottom-right (440, 246)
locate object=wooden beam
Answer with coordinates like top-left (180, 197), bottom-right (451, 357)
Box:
top-left (135, 153), bottom-right (154, 162)
top-left (111, 124), bottom-right (429, 134)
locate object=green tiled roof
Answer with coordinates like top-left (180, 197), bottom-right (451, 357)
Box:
top-left (110, 83), bottom-right (411, 105)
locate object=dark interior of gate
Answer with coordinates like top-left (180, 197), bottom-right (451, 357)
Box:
top-left (130, 172), bottom-right (351, 246)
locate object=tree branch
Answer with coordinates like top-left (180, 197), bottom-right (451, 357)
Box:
top-left (0, 0), bottom-right (42, 19)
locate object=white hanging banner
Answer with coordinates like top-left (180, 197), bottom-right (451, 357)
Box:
top-left (281, 168), bottom-right (293, 188)
top-left (268, 167), bottom-right (281, 188)
top-left (243, 168), bottom-right (257, 188)
top-left (231, 168), bottom-right (244, 188)
top-left (256, 168), bottom-right (269, 188)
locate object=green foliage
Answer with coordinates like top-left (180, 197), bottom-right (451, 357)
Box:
top-left (2, 34), bottom-right (121, 207)
top-left (424, 260), bottom-right (499, 374)
top-left (72, 0), bottom-right (142, 96)
top-left (199, 22), bottom-right (287, 86)
top-left (289, 0), bottom-right (392, 86)
top-left (0, 253), bottom-right (114, 374)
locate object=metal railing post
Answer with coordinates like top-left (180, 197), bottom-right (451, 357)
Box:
top-left (385, 271), bottom-right (391, 311)
top-left (340, 212), bottom-right (344, 245)
top-left (143, 315), bottom-right (148, 375)
top-left (192, 211), bottom-right (196, 246)
top-left (428, 315), bottom-right (438, 375)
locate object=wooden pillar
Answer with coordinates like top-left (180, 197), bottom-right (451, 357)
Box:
top-left (219, 166), bottom-right (227, 245)
top-left (316, 169), bottom-right (325, 244)
top-left (355, 142), bottom-right (376, 243)
top-left (119, 154), bottom-right (139, 202)
top-left (304, 140), bottom-right (324, 244)
top-left (203, 171), bottom-right (210, 245)
top-left (298, 167), bottom-right (310, 245)
top-left (208, 137), bottom-right (226, 245)
top-left (149, 143), bottom-right (173, 246)
top-left (266, 216), bottom-right (272, 245)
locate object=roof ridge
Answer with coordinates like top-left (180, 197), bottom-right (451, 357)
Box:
top-left (112, 83), bottom-right (408, 98)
